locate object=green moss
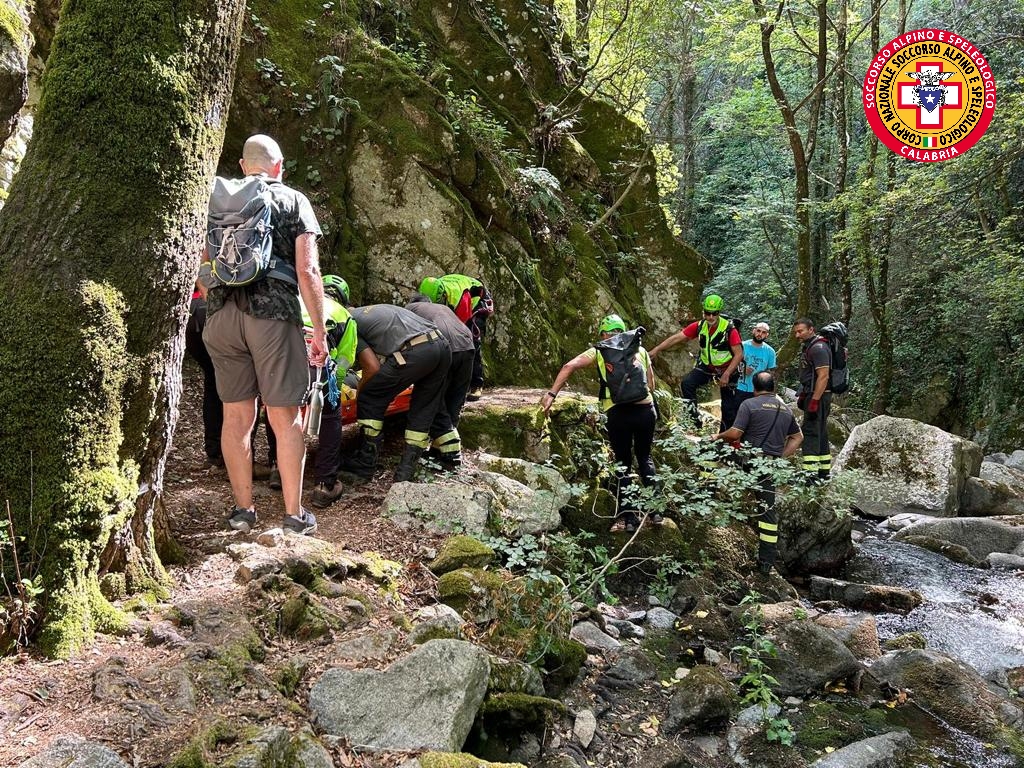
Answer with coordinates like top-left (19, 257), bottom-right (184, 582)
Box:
top-left (168, 720), bottom-right (260, 768)
top-left (430, 535), bottom-right (496, 575)
top-left (883, 632), bottom-right (927, 651)
top-left (459, 402), bottom-right (550, 462)
top-left (99, 572), bottom-right (127, 601)
top-left (437, 567), bottom-right (506, 615)
top-left (274, 656), bottom-right (309, 697)
top-left (0, 2), bottom-right (28, 57)
top-left (478, 692), bottom-right (567, 729)
top-left (537, 635), bottom-right (586, 695)
top-left (420, 753), bottom-right (526, 768)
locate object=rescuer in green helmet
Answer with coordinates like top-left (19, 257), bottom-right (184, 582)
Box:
top-left (649, 294), bottom-right (744, 431)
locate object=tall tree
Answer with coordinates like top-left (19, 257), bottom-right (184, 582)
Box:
top-left (751, 0), bottom-right (831, 360)
top-left (0, 0), bottom-right (246, 656)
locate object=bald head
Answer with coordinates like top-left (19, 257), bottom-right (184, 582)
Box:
top-left (241, 134), bottom-right (283, 178)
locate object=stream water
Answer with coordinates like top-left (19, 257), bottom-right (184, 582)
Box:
top-left (837, 521), bottom-right (1024, 767)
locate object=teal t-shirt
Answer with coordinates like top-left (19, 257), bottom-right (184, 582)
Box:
top-left (738, 340), bottom-right (777, 392)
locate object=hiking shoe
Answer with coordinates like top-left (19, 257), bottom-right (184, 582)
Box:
top-left (466, 387), bottom-right (483, 402)
top-left (757, 560), bottom-right (775, 575)
top-left (647, 513), bottom-right (665, 525)
top-left (282, 507), bottom-right (318, 536)
top-left (268, 466), bottom-right (281, 490)
top-left (207, 454), bottom-right (225, 469)
top-left (311, 480), bottom-right (343, 509)
top-left (227, 507), bottom-right (257, 533)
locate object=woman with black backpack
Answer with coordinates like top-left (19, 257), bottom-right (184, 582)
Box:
top-left (540, 315), bottom-right (659, 533)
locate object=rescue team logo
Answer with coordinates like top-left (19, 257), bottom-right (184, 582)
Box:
top-left (863, 28), bottom-right (996, 162)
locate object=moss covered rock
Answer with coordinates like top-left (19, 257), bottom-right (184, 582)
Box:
top-left (438, 567), bottom-right (507, 622)
top-left (478, 692), bottom-right (567, 730)
top-left (663, 664), bottom-right (736, 733)
top-left (430, 535), bottom-right (496, 575)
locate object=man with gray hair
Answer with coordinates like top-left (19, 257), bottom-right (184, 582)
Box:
top-left (199, 134), bottom-right (326, 535)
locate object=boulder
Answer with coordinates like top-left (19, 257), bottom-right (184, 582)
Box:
top-left (833, 416), bottom-right (982, 517)
top-left (475, 453), bottom-right (573, 506)
top-left (474, 470), bottom-right (563, 535)
top-left (766, 620), bottom-right (863, 696)
top-left (980, 460), bottom-right (1024, 490)
top-left (384, 481), bottom-right (493, 535)
top-left (777, 484), bottom-right (854, 573)
top-left (309, 639), bottom-right (490, 751)
top-left (814, 613), bottom-right (881, 660)
top-left (962, 476), bottom-right (1024, 517)
top-left (18, 735), bottom-right (129, 767)
top-left (891, 517), bottom-right (1024, 561)
top-left (988, 552), bottom-right (1024, 570)
top-left (808, 731), bottom-right (915, 768)
top-left (1006, 449), bottom-right (1024, 471)
top-left (869, 649), bottom-right (1024, 739)
top-left (808, 577), bottom-right (922, 614)
top-left (419, 754), bottom-right (526, 768)
top-left (664, 665), bottom-right (736, 733)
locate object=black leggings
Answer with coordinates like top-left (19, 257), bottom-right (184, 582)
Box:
top-left (606, 402), bottom-right (657, 512)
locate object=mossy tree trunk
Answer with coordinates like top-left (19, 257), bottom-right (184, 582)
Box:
top-left (0, 0), bottom-right (246, 657)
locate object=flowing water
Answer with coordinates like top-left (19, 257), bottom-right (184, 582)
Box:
top-left (836, 522), bottom-right (1024, 767)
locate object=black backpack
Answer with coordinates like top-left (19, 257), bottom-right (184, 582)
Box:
top-left (815, 322), bottom-right (849, 394)
top-left (594, 327), bottom-right (649, 404)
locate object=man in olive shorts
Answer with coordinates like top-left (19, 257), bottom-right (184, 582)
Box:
top-left (200, 134), bottom-right (327, 535)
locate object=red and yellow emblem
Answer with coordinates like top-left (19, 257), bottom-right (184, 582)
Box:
top-left (863, 28), bottom-right (996, 162)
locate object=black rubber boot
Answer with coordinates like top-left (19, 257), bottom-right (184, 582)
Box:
top-left (339, 435), bottom-right (380, 483)
top-left (393, 444), bottom-right (426, 482)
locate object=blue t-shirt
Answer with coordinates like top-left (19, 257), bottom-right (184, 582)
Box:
top-left (738, 340), bottom-right (777, 392)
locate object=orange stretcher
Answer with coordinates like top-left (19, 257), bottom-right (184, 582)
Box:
top-left (338, 383), bottom-right (413, 425)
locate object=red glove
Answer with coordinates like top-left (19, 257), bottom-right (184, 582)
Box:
top-left (807, 398), bottom-right (820, 413)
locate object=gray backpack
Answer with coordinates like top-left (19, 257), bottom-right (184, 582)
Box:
top-left (207, 176), bottom-right (295, 287)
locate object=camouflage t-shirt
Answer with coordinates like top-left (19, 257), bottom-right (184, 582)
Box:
top-left (207, 178), bottom-right (321, 326)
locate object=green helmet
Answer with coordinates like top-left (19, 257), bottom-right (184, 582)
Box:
top-left (323, 274), bottom-right (350, 305)
top-left (598, 314), bottom-right (627, 334)
top-left (702, 294), bottom-right (724, 312)
top-left (418, 276), bottom-right (441, 303)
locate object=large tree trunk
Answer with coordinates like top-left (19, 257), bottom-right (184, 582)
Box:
top-left (0, 0), bottom-right (246, 657)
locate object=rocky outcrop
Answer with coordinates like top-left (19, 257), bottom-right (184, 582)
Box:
top-left (309, 639), bottom-right (490, 751)
top-left (223, 0), bottom-right (707, 389)
top-left (834, 416), bottom-right (982, 517)
top-left (0, 1), bottom-right (28, 147)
